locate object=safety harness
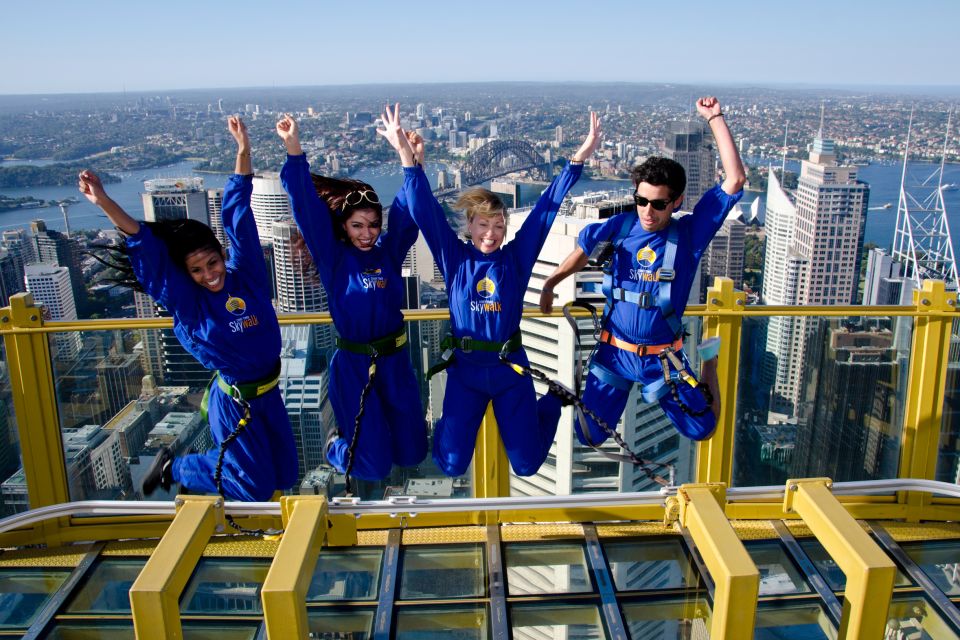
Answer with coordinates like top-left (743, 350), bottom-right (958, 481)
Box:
top-left (200, 360), bottom-right (283, 537)
top-left (334, 326), bottom-right (409, 496)
top-left (426, 331), bottom-right (523, 379)
top-left (582, 215), bottom-right (712, 416)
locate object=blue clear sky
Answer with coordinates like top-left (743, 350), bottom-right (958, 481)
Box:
top-left (2, 0), bottom-right (958, 94)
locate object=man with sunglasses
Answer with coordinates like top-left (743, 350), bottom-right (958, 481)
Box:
top-left (540, 96), bottom-right (746, 446)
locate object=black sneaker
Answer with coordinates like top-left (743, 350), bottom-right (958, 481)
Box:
top-left (142, 447), bottom-right (174, 497)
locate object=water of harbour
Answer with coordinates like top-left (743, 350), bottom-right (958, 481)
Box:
top-left (2, 158), bottom-right (959, 258)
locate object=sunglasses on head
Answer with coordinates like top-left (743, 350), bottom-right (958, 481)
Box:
top-left (342, 189), bottom-right (380, 210)
top-left (633, 193), bottom-right (675, 211)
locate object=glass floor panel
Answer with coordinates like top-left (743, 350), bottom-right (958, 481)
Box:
top-left (602, 538), bottom-right (698, 592)
top-left (64, 558), bottom-right (145, 614)
top-left (901, 540), bottom-right (960, 597)
top-left (0, 567), bottom-right (72, 628)
top-left (798, 537), bottom-right (912, 591)
top-left (399, 544), bottom-right (485, 600)
top-left (510, 602), bottom-right (605, 639)
top-left (41, 620), bottom-right (262, 639)
top-left (307, 607), bottom-right (375, 640)
top-left (504, 542), bottom-right (592, 596)
top-left (180, 558), bottom-right (271, 615)
top-left (394, 605), bottom-right (489, 639)
top-left (307, 547), bottom-right (382, 602)
top-left (621, 596), bottom-right (712, 639)
top-left (746, 540), bottom-right (812, 597)
top-left (754, 601), bottom-right (838, 639)
top-left (887, 595), bottom-right (960, 639)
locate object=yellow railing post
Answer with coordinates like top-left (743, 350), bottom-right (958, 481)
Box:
top-left (261, 496), bottom-right (329, 640)
top-left (784, 478), bottom-right (895, 639)
top-left (0, 293), bottom-right (69, 514)
top-left (473, 402), bottom-right (510, 501)
top-left (697, 277), bottom-right (745, 484)
top-left (899, 280), bottom-right (957, 517)
top-left (676, 483), bottom-right (758, 639)
top-left (129, 495), bottom-right (220, 640)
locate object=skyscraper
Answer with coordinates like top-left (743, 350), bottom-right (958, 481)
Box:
top-left (141, 178), bottom-right (208, 223)
top-left (28, 220), bottom-right (87, 312)
top-left (662, 120), bottom-right (716, 205)
top-left (271, 217), bottom-right (333, 358)
top-left (24, 264), bottom-right (81, 360)
top-left (96, 354), bottom-right (144, 421)
top-left (251, 173), bottom-right (292, 241)
top-left (206, 187), bottom-right (225, 248)
top-left (701, 209), bottom-right (746, 298)
top-left (761, 134), bottom-right (870, 416)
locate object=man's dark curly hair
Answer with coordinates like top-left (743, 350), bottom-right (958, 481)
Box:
top-left (630, 157), bottom-right (686, 199)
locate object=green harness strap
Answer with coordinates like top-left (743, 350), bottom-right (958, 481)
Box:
top-left (200, 361), bottom-right (282, 422)
top-left (335, 327), bottom-right (408, 356)
top-left (426, 331), bottom-right (523, 379)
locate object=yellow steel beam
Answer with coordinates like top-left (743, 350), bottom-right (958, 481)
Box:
top-left (261, 496), bottom-right (329, 640)
top-left (697, 278), bottom-right (745, 485)
top-left (129, 496), bottom-right (219, 640)
top-left (677, 483), bottom-right (758, 639)
top-left (472, 402), bottom-right (510, 504)
top-left (784, 479), bottom-right (895, 640)
top-left (899, 281), bottom-right (957, 518)
top-left (0, 294), bottom-right (69, 523)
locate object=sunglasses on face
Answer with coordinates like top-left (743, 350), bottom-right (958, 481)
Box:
top-left (342, 189), bottom-right (380, 210)
top-left (633, 193), bottom-right (675, 211)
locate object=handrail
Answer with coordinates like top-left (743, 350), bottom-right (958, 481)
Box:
top-left (4, 302), bottom-right (944, 335)
top-left (5, 479), bottom-right (960, 535)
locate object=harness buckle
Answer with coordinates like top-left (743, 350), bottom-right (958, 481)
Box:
top-left (499, 340), bottom-right (513, 360)
top-left (638, 291), bottom-right (652, 308)
top-left (460, 336), bottom-right (473, 353)
top-left (657, 268), bottom-right (675, 282)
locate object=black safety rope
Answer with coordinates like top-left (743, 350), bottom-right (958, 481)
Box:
top-left (344, 353), bottom-right (379, 497)
top-left (213, 396), bottom-right (284, 537)
top-left (658, 350), bottom-right (714, 417)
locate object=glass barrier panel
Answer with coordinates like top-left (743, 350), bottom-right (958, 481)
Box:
top-left (307, 548), bottom-right (382, 602)
top-left (509, 602), bottom-right (605, 639)
top-left (745, 540), bottom-right (812, 597)
top-left (64, 558), bottom-right (146, 614)
top-left (754, 601), bottom-right (838, 639)
top-left (601, 538), bottom-right (698, 592)
top-left (900, 540), bottom-right (960, 596)
top-left (39, 321), bottom-right (466, 504)
top-left (307, 607), bottom-right (374, 640)
top-left (398, 544), bottom-right (485, 601)
top-left (0, 335), bottom-right (24, 516)
top-left (797, 537), bottom-right (912, 591)
top-left (937, 361), bottom-right (960, 484)
top-left (180, 557), bottom-right (270, 615)
top-left (734, 314), bottom-right (911, 486)
top-left (43, 621), bottom-right (262, 640)
top-left (887, 595), bottom-right (959, 639)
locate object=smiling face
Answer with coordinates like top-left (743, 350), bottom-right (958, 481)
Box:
top-left (467, 212), bottom-right (506, 254)
top-left (184, 248), bottom-right (227, 292)
top-left (635, 182), bottom-right (683, 232)
top-left (342, 208), bottom-right (382, 251)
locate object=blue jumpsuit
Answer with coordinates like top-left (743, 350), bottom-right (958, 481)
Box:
top-left (126, 174), bottom-right (298, 502)
top-left (577, 184), bottom-right (743, 443)
top-left (404, 162), bottom-right (583, 477)
top-left (280, 154), bottom-right (426, 481)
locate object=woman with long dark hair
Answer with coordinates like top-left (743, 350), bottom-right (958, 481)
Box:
top-left (276, 110), bottom-right (426, 486)
top-left (79, 116), bottom-right (297, 502)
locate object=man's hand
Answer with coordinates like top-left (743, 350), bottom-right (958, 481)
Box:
top-left (571, 111), bottom-right (602, 163)
top-left (696, 96), bottom-right (722, 120)
top-left (539, 285), bottom-right (556, 314)
top-left (228, 116), bottom-right (250, 151)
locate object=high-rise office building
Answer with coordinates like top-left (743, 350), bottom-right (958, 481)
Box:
top-left (863, 248), bottom-right (915, 306)
top-left (24, 264), bottom-right (81, 360)
top-left (96, 354), bottom-right (144, 421)
top-left (272, 217), bottom-right (333, 359)
top-left (662, 120), bottom-right (716, 206)
top-left (761, 134), bottom-right (870, 416)
top-left (701, 209), bottom-right (746, 297)
top-left (0, 248), bottom-right (24, 306)
top-left (251, 173), bottom-right (292, 242)
top-left (277, 325), bottom-right (332, 479)
top-left (207, 188), bottom-right (225, 248)
top-left (141, 178), bottom-right (208, 224)
top-left (28, 220), bottom-right (87, 312)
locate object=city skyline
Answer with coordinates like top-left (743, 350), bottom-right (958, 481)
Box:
top-left (3, 0), bottom-right (960, 95)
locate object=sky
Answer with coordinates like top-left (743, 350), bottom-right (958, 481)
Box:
top-left (2, 0), bottom-right (959, 95)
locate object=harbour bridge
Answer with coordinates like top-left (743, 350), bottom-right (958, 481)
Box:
top-left (432, 139), bottom-right (552, 199)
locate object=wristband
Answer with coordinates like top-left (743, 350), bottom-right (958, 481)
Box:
top-left (707, 113), bottom-right (724, 124)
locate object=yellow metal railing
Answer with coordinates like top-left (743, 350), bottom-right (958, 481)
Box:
top-left (1, 277), bottom-right (958, 544)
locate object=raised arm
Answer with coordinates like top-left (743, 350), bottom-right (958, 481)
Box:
top-left (230, 115), bottom-right (252, 176)
top-left (382, 130), bottom-right (424, 264)
top-left (539, 247), bottom-right (589, 313)
top-left (571, 111), bottom-right (603, 163)
top-left (220, 117), bottom-right (269, 286)
top-left (78, 170), bottom-right (140, 235)
top-left (277, 114), bottom-right (337, 280)
top-left (696, 97), bottom-right (746, 196)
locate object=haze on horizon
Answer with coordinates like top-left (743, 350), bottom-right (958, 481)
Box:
top-left (2, 0), bottom-right (959, 96)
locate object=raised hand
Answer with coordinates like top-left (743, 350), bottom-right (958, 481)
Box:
top-left (571, 111), bottom-right (602, 162)
top-left (376, 103), bottom-right (416, 167)
top-left (275, 114), bottom-right (302, 155)
top-left (228, 116), bottom-right (250, 150)
top-left (78, 170), bottom-right (107, 206)
top-left (406, 131), bottom-right (425, 166)
top-left (696, 96), bottom-right (722, 120)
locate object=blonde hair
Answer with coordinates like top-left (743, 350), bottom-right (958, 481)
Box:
top-left (455, 188), bottom-right (507, 223)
